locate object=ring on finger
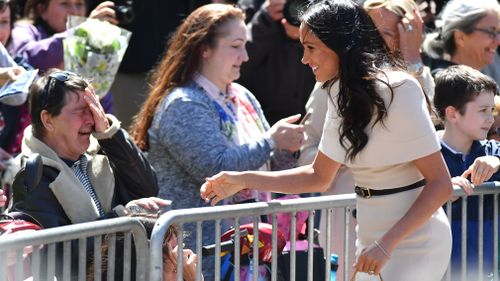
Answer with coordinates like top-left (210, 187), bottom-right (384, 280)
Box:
top-left (368, 270), bottom-right (375, 275)
top-left (405, 24), bottom-right (414, 32)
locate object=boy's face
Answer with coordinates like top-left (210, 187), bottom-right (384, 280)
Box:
top-left (453, 91), bottom-right (495, 141)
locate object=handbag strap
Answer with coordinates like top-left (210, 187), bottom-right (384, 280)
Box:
top-left (350, 270), bottom-right (384, 281)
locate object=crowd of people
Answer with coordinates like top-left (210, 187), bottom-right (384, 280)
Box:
top-left (0, 0), bottom-right (499, 280)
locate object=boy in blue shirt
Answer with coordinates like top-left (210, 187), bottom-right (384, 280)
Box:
top-left (434, 65), bottom-right (500, 279)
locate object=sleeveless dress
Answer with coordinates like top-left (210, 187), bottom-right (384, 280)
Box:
top-left (319, 71), bottom-right (452, 281)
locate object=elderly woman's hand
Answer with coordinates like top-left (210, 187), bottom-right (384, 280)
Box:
top-left (126, 197), bottom-right (172, 212)
top-left (267, 114), bottom-right (305, 152)
top-left (84, 86), bottom-right (109, 133)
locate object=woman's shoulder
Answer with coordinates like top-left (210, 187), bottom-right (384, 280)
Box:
top-left (155, 83), bottom-right (215, 119)
top-left (375, 70), bottom-right (423, 101)
top-left (168, 82), bottom-right (212, 102)
top-left (9, 21), bottom-right (44, 51)
top-left (379, 70), bottom-right (419, 87)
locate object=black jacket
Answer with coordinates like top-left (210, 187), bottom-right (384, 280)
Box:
top-left (10, 127), bottom-right (158, 228)
top-left (9, 119), bottom-right (158, 281)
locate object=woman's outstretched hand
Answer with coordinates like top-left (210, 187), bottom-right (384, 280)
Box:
top-left (200, 172), bottom-right (246, 206)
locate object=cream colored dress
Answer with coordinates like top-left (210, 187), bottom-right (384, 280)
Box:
top-left (319, 71), bottom-right (451, 281)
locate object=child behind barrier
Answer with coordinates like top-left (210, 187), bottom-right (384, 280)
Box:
top-left (434, 64), bottom-right (500, 279)
top-left (87, 211), bottom-right (203, 281)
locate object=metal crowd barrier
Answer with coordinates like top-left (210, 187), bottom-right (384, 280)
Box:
top-left (0, 216), bottom-right (149, 281)
top-left (150, 182), bottom-right (500, 281)
top-left (445, 181), bottom-right (500, 281)
top-left (2, 183), bottom-right (500, 281)
top-left (149, 194), bottom-right (358, 281)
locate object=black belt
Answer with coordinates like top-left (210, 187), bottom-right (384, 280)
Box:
top-left (355, 179), bottom-right (426, 198)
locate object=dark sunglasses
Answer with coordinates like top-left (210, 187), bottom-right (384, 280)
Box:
top-left (40, 71), bottom-right (77, 108)
top-left (0, 0), bottom-right (10, 12)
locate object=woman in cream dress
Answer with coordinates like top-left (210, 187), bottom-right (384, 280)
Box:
top-left (201, 1), bottom-right (452, 280)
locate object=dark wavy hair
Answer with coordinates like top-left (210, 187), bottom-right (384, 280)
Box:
top-left (300, 0), bottom-right (403, 161)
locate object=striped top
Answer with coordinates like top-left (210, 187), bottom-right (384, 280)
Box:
top-left (70, 154), bottom-right (105, 217)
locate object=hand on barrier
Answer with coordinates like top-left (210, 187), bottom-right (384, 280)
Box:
top-left (451, 176), bottom-right (474, 197)
top-left (461, 156), bottom-right (500, 186)
top-left (126, 197), bottom-right (172, 213)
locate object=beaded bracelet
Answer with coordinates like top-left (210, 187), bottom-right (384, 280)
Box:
top-left (374, 240), bottom-right (391, 258)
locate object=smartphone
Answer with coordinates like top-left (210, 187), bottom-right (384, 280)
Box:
top-left (299, 111), bottom-right (311, 125)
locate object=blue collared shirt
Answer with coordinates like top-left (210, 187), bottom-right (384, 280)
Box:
top-left (441, 139), bottom-right (500, 221)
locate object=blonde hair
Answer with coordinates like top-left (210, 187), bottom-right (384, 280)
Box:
top-left (363, 0), bottom-right (418, 17)
top-left (494, 95), bottom-right (500, 117)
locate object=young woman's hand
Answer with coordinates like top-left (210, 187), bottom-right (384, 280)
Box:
top-left (201, 172), bottom-right (246, 206)
top-left (89, 1), bottom-right (118, 25)
top-left (462, 155), bottom-right (500, 185)
top-left (353, 240), bottom-right (391, 276)
top-left (267, 114), bottom-right (305, 152)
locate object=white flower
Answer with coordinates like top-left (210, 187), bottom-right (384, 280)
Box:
top-left (75, 19), bottom-right (122, 51)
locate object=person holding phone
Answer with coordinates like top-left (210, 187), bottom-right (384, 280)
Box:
top-left (201, 1), bottom-right (453, 280)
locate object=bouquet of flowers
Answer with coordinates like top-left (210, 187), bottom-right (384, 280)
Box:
top-left (63, 16), bottom-right (131, 98)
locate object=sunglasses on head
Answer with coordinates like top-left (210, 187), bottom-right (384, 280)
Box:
top-left (40, 71), bottom-right (77, 108)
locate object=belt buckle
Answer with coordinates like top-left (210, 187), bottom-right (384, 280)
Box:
top-left (355, 186), bottom-right (371, 198)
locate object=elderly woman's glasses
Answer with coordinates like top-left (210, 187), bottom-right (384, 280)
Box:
top-left (40, 71), bottom-right (76, 107)
top-left (471, 28), bottom-right (500, 40)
